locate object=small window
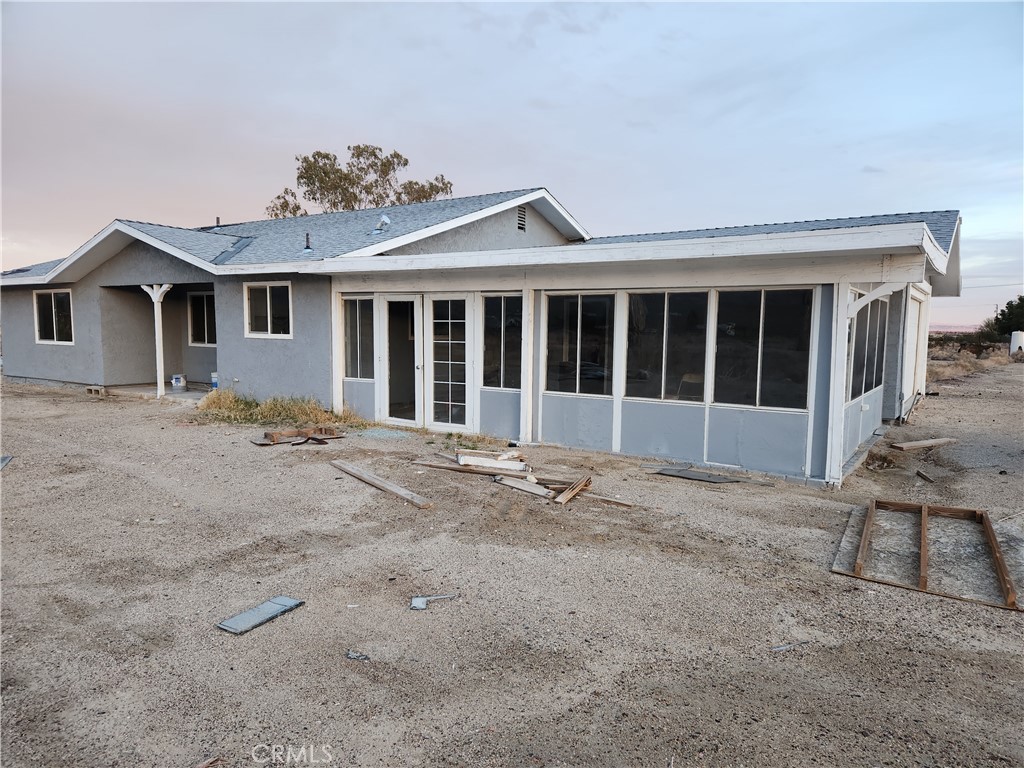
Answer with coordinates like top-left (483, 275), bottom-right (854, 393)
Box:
top-left (847, 297), bottom-right (888, 400)
top-left (546, 293), bottom-right (614, 395)
top-left (344, 298), bottom-right (374, 379)
top-left (245, 282), bottom-right (291, 338)
top-left (516, 205), bottom-right (527, 232)
top-left (34, 290), bottom-right (73, 344)
top-left (483, 295), bottom-right (523, 389)
top-left (188, 293), bottom-right (216, 346)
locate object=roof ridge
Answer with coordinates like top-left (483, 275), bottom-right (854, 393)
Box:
top-left (198, 187), bottom-right (544, 231)
top-left (120, 218), bottom-right (236, 236)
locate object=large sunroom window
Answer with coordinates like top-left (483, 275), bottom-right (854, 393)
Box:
top-left (546, 294), bottom-right (614, 395)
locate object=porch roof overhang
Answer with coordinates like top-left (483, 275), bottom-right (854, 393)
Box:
top-left (300, 221), bottom-right (951, 283)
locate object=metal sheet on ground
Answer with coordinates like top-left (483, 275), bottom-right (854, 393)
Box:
top-left (0, 456), bottom-right (12, 470)
top-left (217, 596), bottom-right (305, 634)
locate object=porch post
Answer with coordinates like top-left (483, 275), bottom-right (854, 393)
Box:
top-left (141, 284), bottom-right (173, 398)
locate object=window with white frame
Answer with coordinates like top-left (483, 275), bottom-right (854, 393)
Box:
top-left (626, 291), bottom-right (708, 401)
top-left (188, 292), bottom-right (217, 346)
top-left (35, 289), bottom-right (73, 344)
top-left (483, 295), bottom-right (522, 389)
top-left (344, 298), bottom-right (374, 379)
top-left (847, 297), bottom-right (888, 401)
top-left (545, 293), bottom-right (615, 395)
top-left (714, 289), bottom-right (813, 409)
top-left (244, 282), bottom-right (291, 337)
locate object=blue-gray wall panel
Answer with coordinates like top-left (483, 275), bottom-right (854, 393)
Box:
top-left (342, 379), bottom-right (375, 420)
top-left (541, 394), bottom-right (613, 451)
top-left (706, 407), bottom-right (808, 475)
top-left (620, 400), bottom-right (705, 459)
top-left (843, 386), bottom-right (885, 461)
top-left (480, 389), bottom-right (521, 440)
top-left (809, 284), bottom-right (834, 479)
top-left (216, 275), bottom-right (333, 404)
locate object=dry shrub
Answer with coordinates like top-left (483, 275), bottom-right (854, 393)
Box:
top-left (196, 388), bottom-right (367, 427)
top-left (1012, 350), bottom-right (1024, 364)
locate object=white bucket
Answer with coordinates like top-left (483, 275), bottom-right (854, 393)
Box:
top-left (211, 371), bottom-right (219, 389)
top-left (1011, 331), bottom-right (1024, 354)
top-left (170, 374), bottom-right (187, 392)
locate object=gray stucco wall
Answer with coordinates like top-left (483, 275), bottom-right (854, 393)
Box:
top-left (99, 287), bottom-right (158, 385)
top-left (541, 394), bottom-right (613, 451)
top-left (620, 400), bottom-right (705, 460)
top-left (706, 407), bottom-right (809, 476)
top-left (215, 274), bottom-right (333, 404)
top-left (390, 205), bottom-right (568, 256)
top-left (0, 284), bottom-right (103, 384)
top-left (342, 378), bottom-right (375, 420)
top-left (479, 388), bottom-right (521, 440)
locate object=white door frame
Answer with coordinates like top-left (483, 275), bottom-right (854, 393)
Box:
top-left (377, 294), bottom-right (424, 426)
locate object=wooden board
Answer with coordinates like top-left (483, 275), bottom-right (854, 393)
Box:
top-left (554, 476), bottom-right (591, 505)
top-left (493, 476), bottom-right (556, 499)
top-left (891, 438), bottom-right (956, 451)
top-left (412, 460), bottom-right (570, 486)
top-left (919, 504), bottom-right (929, 591)
top-left (980, 510), bottom-right (1018, 609)
top-left (854, 499), bottom-right (876, 577)
top-left (330, 460), bottom-right (434, 509)
top-left (456, 454), bottom-right (530, 472)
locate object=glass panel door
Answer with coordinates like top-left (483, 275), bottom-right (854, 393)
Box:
top-left (430, 298), bottom-right (467, 426)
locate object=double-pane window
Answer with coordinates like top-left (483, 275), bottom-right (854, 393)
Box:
top-left (189, 293), bottom-right (216, 346)
top-left (546, 294), bottom-right (614, 395)
top-left (35, 290), bottom-right (73, 343)
top-left (344, 299), bottom-right (374, 378)
top-left (246, 283), bottom-right (291, 337)
top-left (626, 292), bottom-right (708, 401)
top-left (483, 295), bottom-right (523, 389)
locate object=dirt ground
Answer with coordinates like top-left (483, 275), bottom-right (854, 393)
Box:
top-left (1, 365), bottom-right (1022, 768)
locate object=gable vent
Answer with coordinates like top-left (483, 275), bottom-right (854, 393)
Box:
top-left (517, 205), bottom-right (527, 232)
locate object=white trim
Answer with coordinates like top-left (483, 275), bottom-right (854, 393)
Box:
top-left (331, 288), bottom-right (344, 413)
top-left (825, 279), bottom-right (851, 485)
top-left (424, 293), bottom-right (477, 433)
top-left (611, 290), bottom-right (628, 452)
top-left (848, 281), bottom-right (902, 317)
top-left (242, 280), bottom-right (294, 339)
top-left (32, 289), bottom-right (75, 345)
top-left (803, 286), bottom-right (822, 477)
top-left (320, 189), bottom-right (590, 263)
top-left (702, 291), bottom-right (717, 463)
top-left (141, 283), bottom-right (173, 398)
top-left (186, 291), bottom-right (217, 347)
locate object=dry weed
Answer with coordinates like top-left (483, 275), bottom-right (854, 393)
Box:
top-left (195, 388), bottom-right (367, 427)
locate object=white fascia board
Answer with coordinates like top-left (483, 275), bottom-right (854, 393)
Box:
top-left (216, 260), bottom-right (320, 275)
top-left (920, 224), bottom-right (950, 274)
top-left (300, 221), bottom-right (933, 276)
top-left (321, 189), bottom-right (590, 263)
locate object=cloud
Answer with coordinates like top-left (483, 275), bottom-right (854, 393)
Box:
top-left (861, 165), bottom-right (886, 174)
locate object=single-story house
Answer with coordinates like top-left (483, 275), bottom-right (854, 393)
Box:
top-left (0, 188), bottom-right (961, 486)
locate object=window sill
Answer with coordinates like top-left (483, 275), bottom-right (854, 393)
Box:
top-left (188, 342), bottom-right (217, 348)
top-left (244, 332), bottom-right (293, 340)
top-left (710, 401), bottom-right (809, 415)
top-left (35, 339), bottom-right (74, 346)
top-left (543, 390), bottom-right (613, 400)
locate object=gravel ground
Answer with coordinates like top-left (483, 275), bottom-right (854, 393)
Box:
top-left (1, 365), bottom-right (1022, 768)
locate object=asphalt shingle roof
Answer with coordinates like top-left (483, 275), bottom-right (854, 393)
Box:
top-left (1, 257), bottom-right (65, 279)
top-left (584, 211), bottom-right (960, 253)
top-left (199, 188), bottom-right (541, 266)
top-left (120, 221), bottom-right (242, 263)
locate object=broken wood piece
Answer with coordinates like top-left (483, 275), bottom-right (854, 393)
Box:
top-left (979, 510), bottom-right (1018, 609)
top-left (330, 459), bottom-right (434, 509)
top-left (216, 595), bottom-right (304, 635)
top-left (854, 499), bottom-right (876, 577)
top-left (891, 437), bottom-right (956, 451)
top-left (454, 448), bottom-right (524, 460)
top-left (412, 460), bottom-right (570, 486)
top-left (919, 504), bottom-right (929, 591)
top-left (580, 491), bottom-right (634, 508)
top-left (456, 453), bottom-right (529, 472)
top-left (916, 469), bottom-right (935, 483)
top-left (554, 475), bottom-right (592, 505)
top-left (654, 467), bottom-right (739, 484)
top-left (193, 758), bottom-right (229, 768)
top-left (493, 475), bottom-right (557, 498)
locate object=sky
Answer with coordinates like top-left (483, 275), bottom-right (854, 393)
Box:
top-left (2, 1), bottom-right (1021, 326)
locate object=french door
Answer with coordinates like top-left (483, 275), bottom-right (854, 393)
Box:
top-left (380, 293), bottom-right (475, 431)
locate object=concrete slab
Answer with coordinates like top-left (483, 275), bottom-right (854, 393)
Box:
top-left (106, 384), bottom-right (205, 404)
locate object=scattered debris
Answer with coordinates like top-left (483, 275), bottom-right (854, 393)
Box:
top-left (251, 426), bottom-right (344, 447)
top-left (834, 500), bottom-right (1019, 611)
top-left (0, 455), bottom-right (12, 471)
top-left (494, 475), bottom-right (557, 498)
top-left (85, 385), bottom-right (106, 397)
top-left (554, 475), bottom-right (592, 504)
top-left (770, 640), bottom-right (810, 653)
top-left (410, 594), bottom-right (457, 611)
top-left (925, 390), bottom-right (939, 396)
top-left (345, 650), bottom-right (370, 661)
top-left (330, 459), bottom-right (434, 509)
top-left (891, 437), bottom-right (956, 452)
top-left (647, 464), bottom-right (775, 486)
top-left (916, 469), bottom-right (935, 483)
top-left (456, 449), bottom-right (530, 472)
top-left (192, 757), bottom-right (228, 768)
top-left (217, 595), bottom-right (305, 634)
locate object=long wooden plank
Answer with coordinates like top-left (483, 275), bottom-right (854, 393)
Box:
top-left (412, 461), bottom-right (571, 486)
top-left (928, 505), bottom-right (978, 520)
top-left (854, 499), bottom-right (876, 577)
top-left (891, 438), bottom-right (956, 451)
top-left (876, 500), bottom-right (923, 513)
top-left (979, 511), bottom-right (1018, 609)
top-left (580, 492), bottom-right (634, 508)
top-left (831, 568), bottom-right (1021, 612)
top-left (330, 460), bottom-right (434, 509)
top-left (919, 504), bottom-right (929, 591)
top-left (554, 475), bottom-right (591, 505)
top-left (493, 476), bottom-right (557, 499)
top-left (457, 454), bottom-right (530, 471)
